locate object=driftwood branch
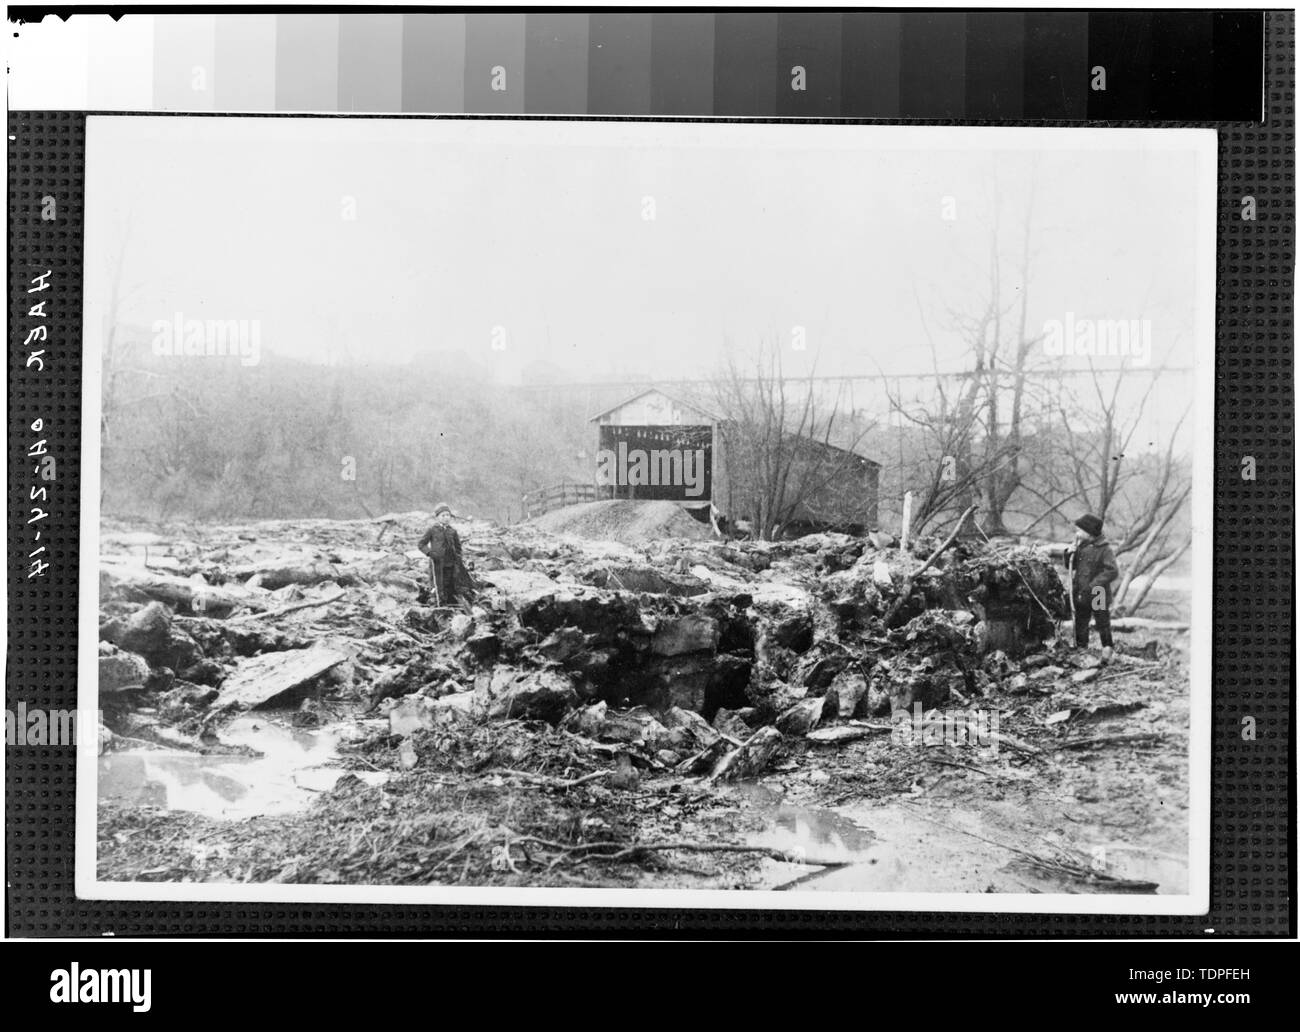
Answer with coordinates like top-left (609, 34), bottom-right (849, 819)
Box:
top-left (228, 589), bottom-right (346, 623)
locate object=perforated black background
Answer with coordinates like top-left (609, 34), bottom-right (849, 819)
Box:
top-left (6, 14), bottom-right (1293, 938)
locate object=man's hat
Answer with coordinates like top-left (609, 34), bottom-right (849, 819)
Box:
top-left (1074, 513), bottom-right (1103, 537)
top-left (433, 503), bottom-right (453, 517)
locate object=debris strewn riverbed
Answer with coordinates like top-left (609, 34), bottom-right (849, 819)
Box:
top-left (96, 507), bottom-right (1190, 893)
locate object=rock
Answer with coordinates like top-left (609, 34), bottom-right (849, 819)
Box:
top-left (709, 727), bottom-right (784, 781)
top-left (144, 666), bottom-right (175, 693)
top-left (712, 707), bottom-right (756, 741)
top-left (609, 751), bottom-right (640, 791)
top-left (463, 632), bottom-right (500, 665)
top-left (389, 695), bottom-right (435, 737)
top-left (449, 613), bottom-right (474, 639)
top-left (431, 692), bottom-right (477, 721)
top-left (1033, 665), bottom-right (1067, 681)
top-left (535, 627), bottom-right (586, 663)
top-left (580, 564), bottom-right (708, 597)
top-left (823, 670), bottom-right (868, 719)
top-left (398, 739), bottom-right (419, 770)
top-left (518, 591), bottom-right (647, 645)
top-left (215, 645), bottom-right (350, 712)
top-left (1071, 669), bottom-right (1101, 685)
top-left (405, 606), bottom-right (440, 633)
top-left (180, 657), bottom-right (225, 687)
top-left (872, 559), bottom-right (894, 589)
top-left (864, 668), bottom-right (893, 717)
top-left (484, 669), bottom-right (579, 723)
top-left (567, 703), bottom-right (671, 748)
top-left (798, 654), bottom-right (848, 692)
top-left (758, 607), bottom-right (814, 653)
top-left (99, 650), bottom-right (150, 692)
top-left (650, 614), bottom-right (719, 656)
top-left (776, 696), bottom-right (825, 736)
top-left (293, 698), bottom-right (325, 727)
top-left (101, 601), bottom-right (203, 671)
top-left (114, 601), bottom-right (173, 655)
top-left (181, 617), bottom-right (305, 659)
top-left (661, 706), bottom-right (720, 752)
top-left (157, 681), bottom-right (219, 723)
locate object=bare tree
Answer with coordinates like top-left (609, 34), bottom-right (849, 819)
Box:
top-left (1056, 363), bottom-right (1192, 615)
top-left (712, 345), bottom-right (874, 540)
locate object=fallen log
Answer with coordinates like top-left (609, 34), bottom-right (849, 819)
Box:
top-left (101, 564), bottom-right (266, 616)
top-left (805, 722), bottom-right (893, 745)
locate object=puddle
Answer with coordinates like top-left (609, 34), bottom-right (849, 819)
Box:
top-left (742, 789), bottom-right (1185, 895)
top-left (99, 714), bottom-right (387, 820)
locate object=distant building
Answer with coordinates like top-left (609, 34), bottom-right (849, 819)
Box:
top-left (587, 386), bottom-right (880, 535)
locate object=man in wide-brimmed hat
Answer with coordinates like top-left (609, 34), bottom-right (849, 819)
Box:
top-left (418, 503), bottom-right (465, 604)
top-left (1065, 513), bottom-right (1119, 661)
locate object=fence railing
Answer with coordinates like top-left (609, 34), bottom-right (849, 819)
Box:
top-left (522, 481), bottom-right (599, 519)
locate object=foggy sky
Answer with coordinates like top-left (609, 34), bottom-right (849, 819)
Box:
top-left (85, 117), bottom-right (1212, 389)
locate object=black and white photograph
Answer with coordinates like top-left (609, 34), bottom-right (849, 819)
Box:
top-left (77, 116), bottom-right (1214, 911)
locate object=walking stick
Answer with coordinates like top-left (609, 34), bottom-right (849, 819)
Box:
top-left (427, 555), bottom-right (441, 606)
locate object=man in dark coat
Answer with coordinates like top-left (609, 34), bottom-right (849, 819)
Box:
top-left (419, 503), bottom-right (465, 604)
top-left (1065, 513), bottom-right (1119, 660)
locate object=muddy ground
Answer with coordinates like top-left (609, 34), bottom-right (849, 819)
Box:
top-left (96, 507), bottom-right (1190, 894)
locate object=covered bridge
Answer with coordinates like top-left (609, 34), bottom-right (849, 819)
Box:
top-left (586, 386), bottom-right (880, 536)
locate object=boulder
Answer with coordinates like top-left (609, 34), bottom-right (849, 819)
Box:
top-left (758, 607), bottom-right (814, 653)
top-left (661, 706), bottom-right (721, 753)
top-left (566, 703), bottom-right (671, 749)
top-left (112, 601), bottom-right (173, 656)
top-left (463, 632), bottom-right (501, 665)
top-left (798, 653), bottom-right (848, 692)
top-left (484, 669), bottom-right (579, 723)
top-left (580, 564), bottom-right (708, 597)
top-left (709, 727), bottom-right (784, 781)
top-left (101, 601), bottom-right (203, 671)
top-left (650, 614), bottom-right (719, 656)
top-left (822, 670), bottom-right (869, 719)
top-left (214, 645), bottom-right (350, 712)
top-left (775, 696), bottom-right (825, 737)
top-left (99, 649), bottom-right (150, 693)
top-left (534, 627), bottom-right (586, 663)
top-left (712, 707), bottom-right (756, 741)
